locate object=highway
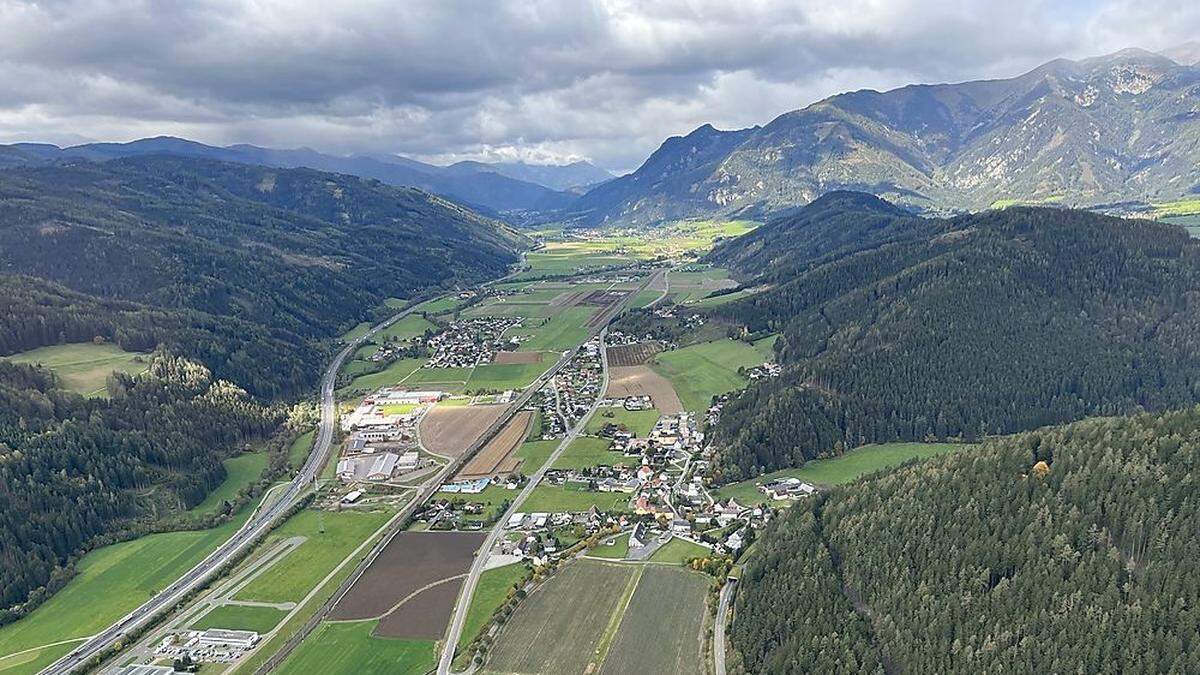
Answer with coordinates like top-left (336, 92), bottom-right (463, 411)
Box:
top-left (41, 302), bottom-right (429, 675)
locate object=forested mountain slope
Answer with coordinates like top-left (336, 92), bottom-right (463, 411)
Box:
top-left (0, 155), bottom-right (526, 620)
top-left (0, 156), bottom-right (528, 395)
top-left (0, 136), bottom-right (575, 216)
top-left (704, 196), bottom-right (1200, 481)
top-left (733, 406), bottom-right (1200, 673)
top-left (571, 48), bottom-right (1200, 225)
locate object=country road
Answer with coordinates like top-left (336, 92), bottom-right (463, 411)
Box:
top-left (437, 327), bottom-right (612, 675)
top-left (714, 578), bottom-right (736, 675)
top-left (41, 300), bottom-right (430, 675)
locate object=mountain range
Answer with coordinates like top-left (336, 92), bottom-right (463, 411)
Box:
top-left (0, 137), bottom-right (611, 219)
top-left (567, 47), bottom-right (1200, 226)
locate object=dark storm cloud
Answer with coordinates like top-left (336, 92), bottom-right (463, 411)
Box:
top-left (0, 0), bottom-right (1194, 170)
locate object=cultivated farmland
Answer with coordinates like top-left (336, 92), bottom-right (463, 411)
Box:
top-left (483, 561), bottom-right (639, 674)
top-left (375, 578), bottom-right (465, 639)
top-left (651, 338), bottom-right (772, 412)
top-left (605, 340), bottom-right (663, 366)
top-left (605, 365), bottom-right (684, 414)
top-left (455, 411), bottom-right (534, 479)
top-left (599, 566), bottom-right (709, 675)
top-left (419, 404), bottom-right (507, 457)
top-left (331, 532), bottom-right (483, 621)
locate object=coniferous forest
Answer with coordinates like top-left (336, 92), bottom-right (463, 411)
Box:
top-left (704, 194), bottom-right (1200, 482)
top-left (0, 155), bottom-right (528, 619)
top-left (732, 406), bottom-right (1200, 674)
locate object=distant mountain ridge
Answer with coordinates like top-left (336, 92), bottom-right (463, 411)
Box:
top-left (0, 137), bottom-right (595, 218)
top-left (568, 47), bottom-right (1200, 226)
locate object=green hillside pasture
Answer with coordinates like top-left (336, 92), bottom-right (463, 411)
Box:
top-left (585, 408), bottom-right (661, 437)
top-left (3, 342), bottom-right (148, 397)
top-left (377, 314), bottom-right (436, 342)
top-left (651, 338), bottom-right (770, 412)
top-left (551, 437), bottom-right (629, 470)
top-left (278, 620), bottom-right (435, 675)
top-left (647, 537), bottom-right (710, 565)
top-left (599, 566), bottom-right (708, 675)
top-left (190, 604), bottom-right (286, 634)
top-left (465, 358), bottom-right (553, 393)
top-left (189, 452), bottom-right (269, 516)
top-left (0, 506), bottom-right (257, 664)
top-left (714, 442), bottom-right (970, 505)
top-left (235, 509), bottom-right (393, 604)
top-left (506, 306), bottom-right (595, 352)
top-left (520, 484), bottom-right (630, 513)
top-left (482, 561), bottom-right (639, 674)
top-left (457, 563), bottom-right (529, 654)
top-left (288, 431), bottom-right (314, 470)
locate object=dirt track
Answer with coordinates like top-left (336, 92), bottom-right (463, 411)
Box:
top-left (455, 410), bottom-right (533, 479)
top-left (374, 577), bottom-right (465, 639)
top-left (605, 365), bottom-right (684, 414)
top-left (331, 532), bottom-right (484, 621)
top-left (420, 404), bottom-right (507, 457)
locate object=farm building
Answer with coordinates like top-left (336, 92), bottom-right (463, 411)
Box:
top-left (337, 452), bottom-right (402, 482)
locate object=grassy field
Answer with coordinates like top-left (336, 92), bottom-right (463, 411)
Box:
top-left (278, 620), bottom-right (436, 675)
top-left (648, 537), bottom-right (710, 564)
top-left (690, 287), bottom-right (760, 308)
top-left (1151, 197), bottom-right (1200, 218)
top-left (465, 359), bottom-right (553, 393)
top-left (715, 442), bottom-right (970, 504)
top-left (436, 485), bottom-right (517, 526)
top-left (337, 358), bottom-right (424, 397)
top-left (457, 562), bottom-right (528, 653)
top-left (551, 437), bottom-right (629, 470)
top-left (190, 604), bottom-right (287, 633)
top-left (588, 533), bottom-right (630, 560)
top-left (514, 440), bottom-right (559, 472)
top-left (377, 314), bottom-right (436, 342)
top-left (340, 321), bottom-right (374, 343)
top-left (188, 452), bottom-right (268, 516)
top-left (0, 503), bottom-right (259, 666)
top-left (288, 431), bottom-right (314, 471)
top-left (3, 342), bottom-right (148, 397)
top-left (520, 484), bottom-right (630, 513)
top-left (630, 289), bottom-right (662, 308)
top-left (514, 243), bottom-right (632, 280)
top-left (235, 509), bottom-right (393, 604)
top-left (482, 561), bottom-right (639, 674)
top-left (585, 408), bottom-right (661, 437)
top-left (507, 306), bottom-right (595, 352)
top-left (651, 338), bottom-right (772, 412)
top-left (599, 566), bottom-right (708, 675)
top-left (413, 296), bottom-right (466, 315)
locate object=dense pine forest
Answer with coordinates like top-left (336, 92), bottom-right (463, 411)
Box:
top-left (732, 406), bottom-right (1200, 673)
top-left (0, 354), bottom-right (278, 620)
top-left (0, 155), bottom-right (528, 620)
top-left (704, 194), bottom-right (1200, 481)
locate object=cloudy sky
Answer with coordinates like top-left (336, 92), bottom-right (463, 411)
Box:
top-left (0, 0), bottom-right (1195, 172)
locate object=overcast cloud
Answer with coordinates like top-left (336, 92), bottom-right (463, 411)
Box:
top-left (0, 0), bottom-right (1195, 172)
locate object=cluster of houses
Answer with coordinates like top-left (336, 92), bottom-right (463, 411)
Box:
top-left (758, 477), bottom-right (816, 500)
top-left (746, 361), bottom-right (782, 380)
top-left (552, 336), bottom-right (604, 427)
top-left (424, 316), bottom-right (523, 368)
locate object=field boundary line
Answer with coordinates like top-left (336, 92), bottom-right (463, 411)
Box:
top-left (328, 574), bottom-right (468, 625)
top-left (0, 637), bottom-right (90, 663)
top-left (591, 564), bottom-right (643, 669)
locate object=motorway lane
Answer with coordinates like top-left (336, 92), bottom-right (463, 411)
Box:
top-left (436, 328), bottom-right (612, 675)
top-left (41, 302), bottom-right (430, 675)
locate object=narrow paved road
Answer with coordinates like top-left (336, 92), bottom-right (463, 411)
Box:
top-left (437, 328), bottom-right (612, 675)
top-left (42, 301), bottom-right (429, 675)
top-left (714, 578), bottom-right (736, 675)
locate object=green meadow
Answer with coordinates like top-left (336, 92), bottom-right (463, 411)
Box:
top-left (651, 337), bottom-right (775, 412)
top-left (189, 452), bottom-right (269, 516)
top-left (190, 604), bottom-right (287, 634)
top-left (278, 620), bottom-right (436, 675)
top-left (3, 342), bottom-right (148, 397)
top-left (714, 442), bottom-right (970, 504)
top-left (457, 562), bottom-right (529, 653)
